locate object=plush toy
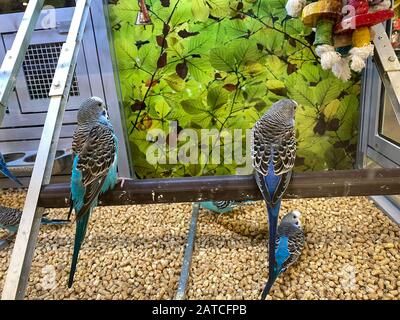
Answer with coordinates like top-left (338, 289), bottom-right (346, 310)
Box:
top-left (334, 0), bottom-right (393, 76)
top-left (286, 0), bottom-right (394, 81)
top-left (301, 0), bottom-right (343, 69)
top-left (285, 0), bottom-right (309, 17)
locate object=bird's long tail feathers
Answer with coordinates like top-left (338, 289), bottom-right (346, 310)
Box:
top-left (68, 212), bottom-right (90, 288)
top-left (40, 218), bottom-right (70, 225)
top-left (261, 271), bottom-right (279, 300)
top-left (266, 201), bottom-right (280, 282)
top-left (1, 167), bottom-right (23, 186)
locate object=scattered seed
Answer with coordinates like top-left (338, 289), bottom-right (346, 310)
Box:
top-left (0, 190), bottom-right (398, 300)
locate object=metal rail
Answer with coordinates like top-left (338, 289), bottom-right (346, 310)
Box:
top-left (175, 203), bottom-right (200, 300)
top-left (371, 195), bottom-right (400, 225)
top-left (0, 0), bottom-right (44, 124)
top-left (1, 0), bottom-right (92, 300)
top-left (372, 23), bottom-right (400, 126)
top-left (36, 168), bottom-right (400, 208)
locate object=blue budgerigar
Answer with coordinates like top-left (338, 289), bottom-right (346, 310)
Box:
top-left (68, 96), bottom-right (118, 287)
top-left (0, 152), bottom-right (22, 186)
top-left (0, 205), bottom-right (69, 238)
top-left (251, 98), bottom-right (297, 299)
top-left (199, 200), bottom-right (253, 214)
top-left (261, 210), bottom-right (305, 299)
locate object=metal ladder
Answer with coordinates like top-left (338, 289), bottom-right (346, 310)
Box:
top-left (0, 2), bottom-right (399, 300)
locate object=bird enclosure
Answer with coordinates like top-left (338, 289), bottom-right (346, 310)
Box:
top-left (0, 0), bottom-right (399, 301)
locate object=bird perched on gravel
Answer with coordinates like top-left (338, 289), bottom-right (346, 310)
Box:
top-left (251, 98), bottom-right (297, 298)
top-left (261, 210), bottom-right (305, 299)
top-left (0, 205), bottom-right (69, 239)
top-left (0, 152), bottom-right (22, 187)
top-left (68, 96), bottom-right (118, 288)
top-left (199, 200), bottom-right (253, 214)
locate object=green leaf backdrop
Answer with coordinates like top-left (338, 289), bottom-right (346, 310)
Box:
top-left (108, 0), bottom-right (361, 179)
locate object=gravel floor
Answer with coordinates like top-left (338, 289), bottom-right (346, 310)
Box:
top-left (0, 189), bottom-right (399, 300)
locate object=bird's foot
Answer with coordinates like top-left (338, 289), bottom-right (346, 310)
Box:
top-left (216, 212), bottom-right (225, 224)
top-left (119, 177), bottom-right (129, 188)
top-left (4, 232), bottom-right (16, 241)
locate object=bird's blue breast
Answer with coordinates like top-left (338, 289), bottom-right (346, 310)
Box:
top-left (71, 155), bottom-right (85, 213)
top-left (100, 134), bottom-right (118, 193)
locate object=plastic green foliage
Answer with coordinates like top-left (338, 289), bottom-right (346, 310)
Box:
top-left (109, 0), bottom-right (361, 179)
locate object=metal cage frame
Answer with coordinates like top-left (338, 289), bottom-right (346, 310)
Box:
top-left (357, 23), bottom-right (400, 225)
top-left (0, 1), bottom-right (399, 300)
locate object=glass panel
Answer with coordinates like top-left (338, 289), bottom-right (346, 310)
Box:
top-left (108, 0), bottom-right (362, 179)
top-left (380, 90), bottom-right (400, 145)
top-left (0, 1), bottom-right (75, 14)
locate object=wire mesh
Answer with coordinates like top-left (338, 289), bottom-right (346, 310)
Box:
top-left (22, 42), bottom-right (79, 100)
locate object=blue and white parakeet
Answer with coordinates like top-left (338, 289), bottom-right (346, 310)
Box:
top-left (261, 210), bottom-right (305, 299)
top-left (0, 205), bottom-right (69, 239)
top-left (68, 96), bottom-right (118, 287)
top-left (199, 200), bottom-right (253, 214)
top-left (251, 98), bottom-right (297, 299)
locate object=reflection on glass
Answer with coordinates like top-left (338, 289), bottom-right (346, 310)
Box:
top-left (0, 1), bottom-right (75, 14)
top-left (380, 92), bottom-right (400, 145)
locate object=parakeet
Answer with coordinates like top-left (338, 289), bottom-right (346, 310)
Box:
top-left (0, 205), bottom-right (69, 237)
top-left (68, 96), bottom-right (118, 287)
top-left (261, 210), bottom-right (305, 299)
top-left (0, 152), bottom-right (23, 186)
top-left (199, 200), bottom-right (253, 214)
top-left (251, 98), bottom-right (297, 298)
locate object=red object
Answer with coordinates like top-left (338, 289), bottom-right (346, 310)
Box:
top-left (334, 9), bottom-right (394, 33)
top-left (394, 19), bottom-right (400, 32)
top-left (139, 0), bottom-right (151, 23)
top-left (348, 0), bottom-right (369, 14)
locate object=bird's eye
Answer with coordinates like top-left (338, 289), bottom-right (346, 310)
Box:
top-left (98, 102), bottom-right (102, 107)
